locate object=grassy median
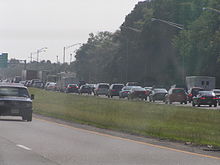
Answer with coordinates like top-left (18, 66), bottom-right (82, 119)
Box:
top-left (29, 88), bottom-right (220, 146)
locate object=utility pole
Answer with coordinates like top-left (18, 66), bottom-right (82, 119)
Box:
top-left (56, 56), bottom-right (59, 63)
top-left (63, 43), bottom-right (81, 63)
top-left (63, 47), bottom-right (66, 63)
top-left (30, 53), bottom-right (33, 62)
top-left (70, 54), bottom-right (72, 63)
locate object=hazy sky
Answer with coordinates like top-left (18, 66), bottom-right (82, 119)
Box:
top-left (0, 0), bottom-right (142, 63)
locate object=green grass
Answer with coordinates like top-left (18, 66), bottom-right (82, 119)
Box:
top-left (29, 88), bottom-right (220, 146)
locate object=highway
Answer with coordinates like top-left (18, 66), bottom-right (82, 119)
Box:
top-left (96, 94), bottom-right (220, 110)
top-left (0, 116), bottom-right (220, 165)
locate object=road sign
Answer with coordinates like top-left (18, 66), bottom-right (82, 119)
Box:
top-left (0, 53), bottom-right (8, 68)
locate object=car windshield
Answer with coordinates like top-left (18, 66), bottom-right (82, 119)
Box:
top-left (133, 87), bottom-right (145, 91)
top-left (198, 91), bottom-right (215, 96)
top-left (0, 87), bottom-right (29, 97)
top-left (173, 89), bottom-right (184, 93)
top-left (192, 88), bottom-right (203, 94)
top-left (113, 85), bottom-right (124, 89)
top-left (99, 85), bottom-right (109, 88)
top-left (69, 84), bottom-right (76, 87)
top-left (213, 90), bottom-right (220, 94)
top-left (122, 87), bottom-right (133, 91)
top-left (154, 89), bottom-right (167, 93)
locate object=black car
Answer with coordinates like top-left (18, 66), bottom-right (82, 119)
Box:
top-left (149, 88), bottom-right (168, 102)
top-left (213, 89), bottom-right (220, 106)
top-left (0, 83), bottom-right (34, 121)
top-left (108, 84), bottom-right (124, 98)
top-left (65, 84), bottom-right (79, 93)
top-left (192, 91), bottom-right (218, 107)
top-left (187, 87), bottom-right (204, 103)
top-left (78, 85), bottom-right (92, 94)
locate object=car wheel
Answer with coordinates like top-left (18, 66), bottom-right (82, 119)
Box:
top-left (192, 102), bottom-right (195, 107)
top-left (184, 101), bottom-right (187, 104)
top-left (110, 95), bottom-right (113, 98)
top-left (209, 104), bottom-right (212, 107)
top-left (27, 114), bottom-right (32, 122)
top-left (180, 102), bottom-right (183, 104)
top-left (214, 103), bottom-right (217, 107)
top-left (198, 104), bottom-right (200, 107)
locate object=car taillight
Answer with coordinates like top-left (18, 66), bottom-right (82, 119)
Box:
top-left (200, 97), bottom-right (206, 100)
top-left (189, 94), bottom-right (192, 97)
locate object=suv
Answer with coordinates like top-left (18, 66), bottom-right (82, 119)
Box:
top-left (0, 83), bottom-right (34, 121)
top-left (94, 83), bottom-right (109, 96)
top-left (108, 84), bottom-right (124, 98)
top-left (165, 88), bottom-right (187, 104)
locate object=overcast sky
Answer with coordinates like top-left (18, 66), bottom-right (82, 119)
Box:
top-left (0, 0), bottom-right (142, 63)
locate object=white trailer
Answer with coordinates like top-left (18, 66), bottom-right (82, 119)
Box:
top-left (186, 76), bottom-right (215, 90)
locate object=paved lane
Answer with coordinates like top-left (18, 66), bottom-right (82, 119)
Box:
top-left (0, 116), bottom-right (220, 165)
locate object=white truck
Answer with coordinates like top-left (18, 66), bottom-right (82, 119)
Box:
top-left (185, 76), bottom-right (215, 90)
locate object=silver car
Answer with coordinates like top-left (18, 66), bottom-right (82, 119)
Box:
top-left (94, 83), bottom-right (109, 96)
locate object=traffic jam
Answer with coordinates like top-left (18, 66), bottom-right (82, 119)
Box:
top-left (7, 75), bottom-right (220, 109)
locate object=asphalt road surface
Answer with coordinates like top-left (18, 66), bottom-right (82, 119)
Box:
top-left (0, 116), bottom-right (220, 165)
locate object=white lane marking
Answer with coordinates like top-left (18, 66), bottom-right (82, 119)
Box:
top-left (16, 144), bottom-right (32, 151)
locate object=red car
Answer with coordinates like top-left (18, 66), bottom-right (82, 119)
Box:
top-left (165, 88), bottom-right (187, 104)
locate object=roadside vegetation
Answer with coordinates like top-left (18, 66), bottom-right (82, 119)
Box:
top-left (30, 88), bottom-right (220, 147)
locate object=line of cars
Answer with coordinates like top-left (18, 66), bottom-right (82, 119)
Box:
top-left (30, 80), bottom-right (220, 108)
top-left (92, 84), bottom-right (220, 107)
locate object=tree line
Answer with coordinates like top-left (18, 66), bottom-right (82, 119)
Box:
top-left (1, 0), bottom-right (220, 88)
top-left (74, 0), bottom-right (220, 87)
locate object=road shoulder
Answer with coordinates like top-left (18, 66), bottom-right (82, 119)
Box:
top-left (33, 113), bottom-right (220, 159)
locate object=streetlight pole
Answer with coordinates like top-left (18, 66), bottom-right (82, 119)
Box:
top-left (37, 47), bottom-right (47, 62)
top-left (151, 18), bottom-right (184, 30)
top-left (70, 54), bottom-right (72, 63)
top-left (120, 25), bottom-right (141, 82)
top-left (56, 56), bottom-right (59, 63)
top-left (151, 18), bottom-right (185, 84)
top-left (63, 43), bottom-right (81, 63)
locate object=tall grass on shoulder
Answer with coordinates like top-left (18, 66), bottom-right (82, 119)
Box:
top-left (29, 88), bottom-right (220, 147)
